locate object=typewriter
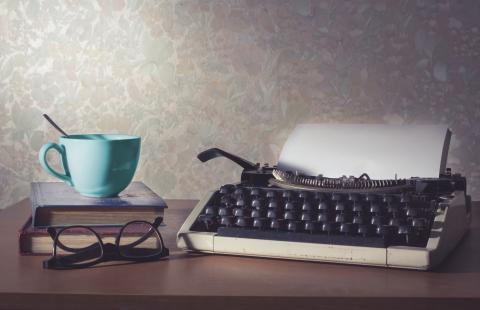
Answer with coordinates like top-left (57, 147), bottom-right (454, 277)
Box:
top-left (177, 124), bottom-right (471, 270)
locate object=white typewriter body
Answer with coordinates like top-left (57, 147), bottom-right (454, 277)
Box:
top-left (177, 124), bottom-right (471, 270)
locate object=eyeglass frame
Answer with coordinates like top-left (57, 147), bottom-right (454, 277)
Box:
top-left (43, 217), bottom-right (169, 270)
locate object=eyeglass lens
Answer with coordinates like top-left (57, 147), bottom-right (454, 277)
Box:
top-left (118, 221), bottom-right (163, 258)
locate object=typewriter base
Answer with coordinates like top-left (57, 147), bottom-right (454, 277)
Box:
top-left (177, 191), bottom-right (471, 270)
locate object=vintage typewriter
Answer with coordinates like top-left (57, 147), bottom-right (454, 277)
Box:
top-left (177, 124), bottom-right (471, 270)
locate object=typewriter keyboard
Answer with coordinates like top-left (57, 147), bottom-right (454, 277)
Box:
top-left (190, 185), bottom-right (440, 248)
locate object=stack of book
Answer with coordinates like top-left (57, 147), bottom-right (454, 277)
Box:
top-left (19, 182), bottom-right (167, 255)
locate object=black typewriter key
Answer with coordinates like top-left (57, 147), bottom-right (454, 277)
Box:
top-left (267, 209), bottom-right (278, 219)
top-left (317, 201), bottom-right (330, 212)
top-left (204, 206), bottom-right (217, 215)
top-left (270, 219), bottom-right (284, 230)
top-left (268, 200), bottom-right (278, 209)
top-left (251, 198), bottom-right (262, 209)
top-left (284, 201), bottom-right (295, 210)
top-left (218, 207), bottom-right (232, 216)
top-left (304, 221), bottom-right (317, 233)
top-left (250, 188), bottom-right (261, 196)
top-left (287, 221), bottom-right (300, 232)
top-left (200, 214), bottom-right (217, 230)
top-left (322, 222), bottom-right (339, 234)
top-left (335, 213), bottom-right (346, 223)
top-left (233, 208), bottom-right (246, 217)
top-left (235, 217), bottom-right (252, 228)
top-left (389, 217), bottom-right (405, 227)
top-left (383, 195), bottom-right (394, 204)
top-left (301, 201), bottom-right (313, 211)
top-left (387, 203), bottom-right (400, 214)
top-left (412, 218), bottom-right (426, 229)
top-left (317, 213), bottom-right (330, 223)
top-left (406, 207), bottom-right (418, 217)
top-left (335, 202), bottom-right (345, 212)
top-left (340, 223), bottom-right (354, 234)
top-left (266, 190), bottom-right (276, 198)
top-left (301, 212), bottom-right (313, 221)
top-left (398, 225), bottom-right (413, 242)
top-left (352, 203), bottom-right (365, 213)
top-left (220, 216), bottom-right (234, 226)
top-left (298, 192), bottom-right (309, 199)
top-left (369, 203), bottom-right (382, 214)
top-left (353, 215), bottom-right (366, 224)
top-left (219, 185), bottom-right (233, 194)
top-left (253, 218), bottom-right (267, 229)
top-left (251, 209), bottom-right (265, 218)
top-left (282, 191), bottom-right (292, 199)
top-left (348, 193), bottom-right (360, 201)
top-left (371, 215), bottom-right (384, 226)
top-left (284, 210), bottom-right (297, 220)
top-left (236, 197), bottom-right (245, 207)
top-left (357, 224), bottom-right (374, 237)
top-left (365, 194), bottom-right (377, 202)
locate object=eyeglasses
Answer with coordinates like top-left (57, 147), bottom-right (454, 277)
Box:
top-left (43, 217), bottom-right (169, 269)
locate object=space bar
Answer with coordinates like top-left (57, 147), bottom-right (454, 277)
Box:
top-left (216, 227), bottom-right (386, 248)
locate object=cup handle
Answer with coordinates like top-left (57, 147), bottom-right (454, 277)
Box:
top-left (39, 142), bottom-right (73, 186)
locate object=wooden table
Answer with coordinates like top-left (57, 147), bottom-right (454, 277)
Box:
top-left (0, 199), bottom-right (479, 310)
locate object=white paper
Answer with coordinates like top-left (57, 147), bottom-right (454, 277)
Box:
top-left (278, 124), bottom-right (451, 179)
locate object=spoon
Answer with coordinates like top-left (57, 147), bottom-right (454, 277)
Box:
top-left (43, 114), bottom-right (69, 137)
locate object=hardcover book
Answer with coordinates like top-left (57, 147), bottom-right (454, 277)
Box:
top-left (31, 182), bottom-right (167, 227)
top-left (19, 217), bottom-right (163, 255)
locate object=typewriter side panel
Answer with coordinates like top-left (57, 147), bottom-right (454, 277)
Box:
top-left (177, 191), bottom-right (215, 252)
top-left (387, 191), bottom-right (470, 270)
top-left (213, 236), bottom-right (387, 266)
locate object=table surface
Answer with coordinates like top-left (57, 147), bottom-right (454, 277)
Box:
top-left (0, 199), bottom-right (479, 310)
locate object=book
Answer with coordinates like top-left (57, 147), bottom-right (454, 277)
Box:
top-left (19, 217), bottom-right (163, 255)
top-left (31, 182), bottom-right (167, 227)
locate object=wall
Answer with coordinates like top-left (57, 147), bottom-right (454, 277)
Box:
top-left (1, 0), bottom-right (479, 208)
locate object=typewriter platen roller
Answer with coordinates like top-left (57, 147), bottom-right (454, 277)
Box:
top-left (177, 124), bottom-right (471, 270)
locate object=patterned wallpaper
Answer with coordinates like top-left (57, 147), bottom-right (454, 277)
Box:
top-left (0, 0), bottom-right (479, 208)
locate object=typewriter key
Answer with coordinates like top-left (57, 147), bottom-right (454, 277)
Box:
top-left (301, 201), bottom-right (313, 211)
top-left (267, 209), bottom-right (278, 219)
top-left (233, 208), bottom-right (246, 217)
top-left (287, 221), bottom-right (300, 232)
top-left (268, 200), bottom-right (278, 209)
top-left (253, 218), bottom-right (267, 229)
top-left (218, 207), bottom-right (232, 216)
top-left (204, 206), bottom-right (217, 215)
top-left (251, 198), bottom-right (262, 209)
top-left (304, 221), bottom-right (317, 233)
top-left (235, 217), bottom-right (252, 228)
top-left (250, 188), bottom-right (260, 196)
top-left (220, 216), bottom-right (234, 226)
top-left (284, 210), bottom-right (297, 220)
top-left (284, 201), bottom-right (295, 210)
top-left (251, 209), bottom-right (265, 218)
top-left (301, 212), bottom-right (312, 221)
top-left (340, 223), bottom-right (354, 234)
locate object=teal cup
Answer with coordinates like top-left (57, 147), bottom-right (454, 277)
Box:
top-left (39, 134), bottom-right (141, 197)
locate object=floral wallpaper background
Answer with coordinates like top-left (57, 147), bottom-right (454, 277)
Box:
top-left (0, 0), bottom-right (479, 208)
